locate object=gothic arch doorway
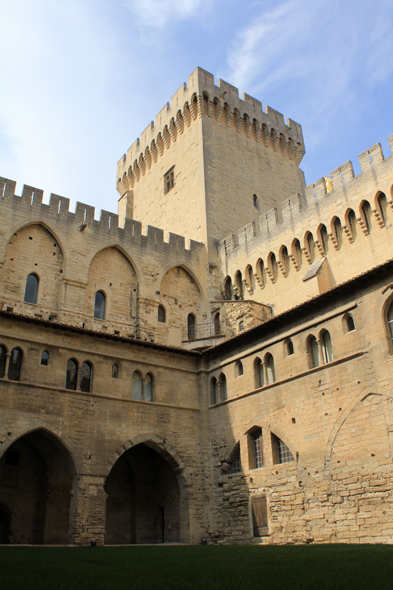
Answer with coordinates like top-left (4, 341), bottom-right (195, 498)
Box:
top-left (0, 429), bottom-right (77, 544)
top-left (104, 443), bottom-right (183, 544)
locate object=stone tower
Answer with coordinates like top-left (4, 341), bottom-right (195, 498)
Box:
top-left (116, 68), bottom-right (306, 298)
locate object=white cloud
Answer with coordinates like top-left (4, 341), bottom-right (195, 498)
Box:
top-left (122, 0), bottom-right (211, 29)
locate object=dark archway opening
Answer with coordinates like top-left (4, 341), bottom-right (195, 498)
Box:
top-left (0, 502), bottom-right (11, 544)
top-left (104, 444), bottom-right (180, 545)
top-left (0, 429), bottom-right (77, 544)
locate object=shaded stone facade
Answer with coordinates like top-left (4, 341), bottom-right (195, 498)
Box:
top-left (1, 68), bottom-right (393, 545)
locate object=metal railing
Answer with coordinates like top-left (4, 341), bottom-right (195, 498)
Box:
top-left (182, 321), bottom-right (225, 342)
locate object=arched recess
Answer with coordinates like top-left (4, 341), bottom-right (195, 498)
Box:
top-left (0, 223), bottom-right (64, 310)
top-left (325, 388), bottom-right (393, 471)
top-left (105, 436), bottom-right (189, 544)
top-left (221, 420), bottom-right (297, 472)
top-left (0, 428), bottom-right (78, 544)
top-left (159, 265), bottom-right (203, 336)
top-left (84, 246), bottom-right (138, 323)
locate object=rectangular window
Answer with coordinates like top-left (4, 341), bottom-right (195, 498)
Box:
top-left (164, 166), bottom-right (175, 194)
top-left (231, 448), bottom-right (241, 474)
top-left (251, 495), bottom-right (268, 537)
top-left (248, 428), bottom-right (263, 469)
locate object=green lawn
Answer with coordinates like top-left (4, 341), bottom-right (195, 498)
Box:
top-left (1, 544), bottom-right (393, 590)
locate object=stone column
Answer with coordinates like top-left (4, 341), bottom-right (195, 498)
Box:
top-left (263, 362), bottom-right (268, 386)
top-left (73, 475), bottom-right (108, 546)
top-left (317, 339), bottom-right (324, 365)
top-left (3, 353), bottom-right (11, 379)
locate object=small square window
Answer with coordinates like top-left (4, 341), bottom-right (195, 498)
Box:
top-left (164, 167), bottom-right (175, 194)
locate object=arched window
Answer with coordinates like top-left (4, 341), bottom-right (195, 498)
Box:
top-left (0, 346), bottom-right (6, 379)
top-left (214, 312), bottom-right (221, 336)
top-left (387, 301), bottom-right (393, 341)
top-left (361, 201), bottom-right (372, 233)
top-left (158, 305), bottom-right (166, 323)
top-left (112, 363), bottom-right (119, 378)
top-left (235, 360), bottom-right (243, 378)
top-left (94, 291), bottom-right (106, 320)
top-left (24, 273), bottom-right (39, 304)
top-left (8, 348), bottom-right (22, 381)
top-left (211, 377), bottom-right (219, 405)
top-left (224, 276), bottom-right (232, 300)
top-left (344, 314), bottom-right (355, 333)
top-left (219, 373), bottom-right (227, 401)
top-left (66, 359), bottom-right (77, 390)
top-left (285, 339), bottom-right (294, 356)
top-left (145, 373), bottom-right (153, 402)
top-left (308, 336), bottom-right (319, 368)
top-left (80, 361), bottom-right (92, 392)
top-left (187, 313), bottom-right (196, 340)
top-left (254, 357), bottom-right (264, 389)
top-left (132, 371), bottom-right (142, 400)
top-left (40, 350), bottom-right (49, 366)
top-left (265, 354), bottom-right (275, 384)
top-left (321, 330), bottom-right (333, 364)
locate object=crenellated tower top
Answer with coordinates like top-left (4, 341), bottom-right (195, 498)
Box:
top-left (116, 67), bottom-right (307, 270)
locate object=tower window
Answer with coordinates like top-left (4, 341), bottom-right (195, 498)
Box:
top-left (24, 273), bottom-right (39, 304)
top-left (94, 291), bottom-right (106, 320)
top-left (158, 305), bottom-right (166, 323)
top-left (41, 350), bottom-right (49, 366)
top-left (253, 194), bottom-right (258, 208)
top-left (8, 348), bottom-right (22, 381)
top-left (164, 166), bottom-right (175, 194)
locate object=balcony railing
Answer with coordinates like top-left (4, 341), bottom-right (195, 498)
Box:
top-left (182, 321), bottom-right (226, 342)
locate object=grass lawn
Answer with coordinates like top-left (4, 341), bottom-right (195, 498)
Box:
top-left (1, 544), bottom-right (393, 590)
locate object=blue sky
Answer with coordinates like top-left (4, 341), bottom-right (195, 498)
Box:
top-left (1, 0), bottom-right (392, 216)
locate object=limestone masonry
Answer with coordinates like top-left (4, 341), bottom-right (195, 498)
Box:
top-left (1, 67), bottom-right (393, 545)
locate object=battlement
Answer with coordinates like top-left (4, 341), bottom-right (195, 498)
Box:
top-left (221, 135), bottom-right (393, 256)
top-left (0, 176), bottom-right (203, 258)
top-left (116, 67), bottom-right (305, 195)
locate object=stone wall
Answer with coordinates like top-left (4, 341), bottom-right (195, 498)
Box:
top-left (205, 266), bottom-right (393, 544)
